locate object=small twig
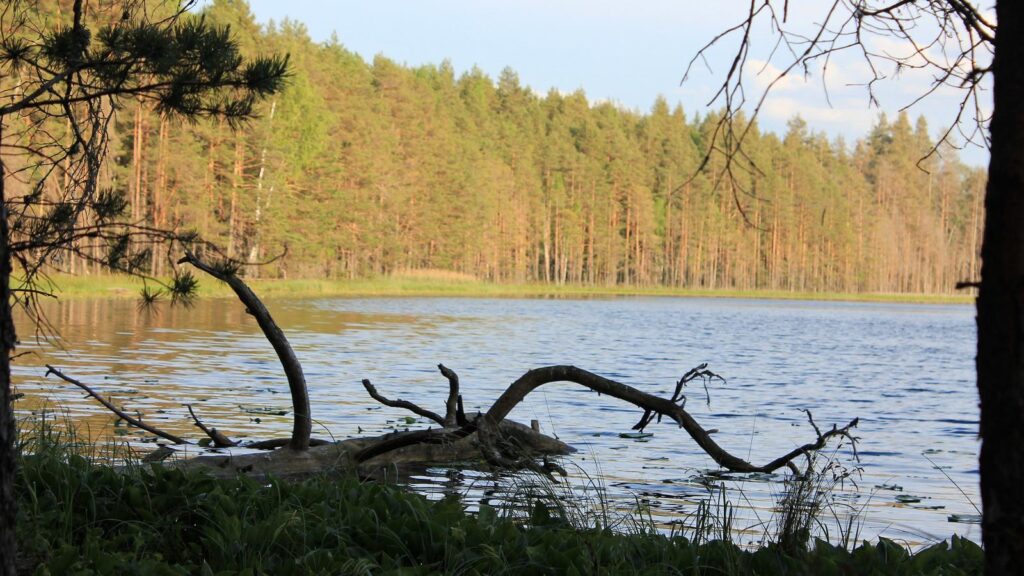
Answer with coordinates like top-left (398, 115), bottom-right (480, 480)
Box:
top-left (802, 408), bottom-right (822, 438)
top-left (361, 379), bottom-right (445, 425)
top-left (45, 365), bottom-right (189, 445)
top-left (185, 404), bottom-right (237, 447)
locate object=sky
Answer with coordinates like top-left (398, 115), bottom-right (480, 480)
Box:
top-left (243, 0), bottom-right (992, 167)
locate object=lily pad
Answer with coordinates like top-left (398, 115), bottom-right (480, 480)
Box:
top-left (948, 514), bottom-right (982, 524)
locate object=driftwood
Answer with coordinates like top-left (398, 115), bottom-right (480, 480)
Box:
top-left (360, 364), bottom-right (858, 477)
top-left (48, 251), bottom-right (859, 483)
top-left (171, 418), bottom-right (574, 481)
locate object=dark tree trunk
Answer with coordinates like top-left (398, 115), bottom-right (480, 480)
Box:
top-left (978, 2), bottom-right (1024, 573)
top-left (0, 125), bottom-right (18, 576)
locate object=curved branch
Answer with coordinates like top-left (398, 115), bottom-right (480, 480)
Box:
top-left (479, 365), bottom-right (857, 474)
top-left (45, 365), bottom-right (189, 445)
top-left (178, 251), bottom-right (311, 450)
top-left (361, 379), bottom-right (445, 425)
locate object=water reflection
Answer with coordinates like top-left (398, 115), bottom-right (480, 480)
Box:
top-left (12, 295), bottom-right (980, 546)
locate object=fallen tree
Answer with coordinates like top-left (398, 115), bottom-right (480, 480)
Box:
top-left (45, 252), bottom-right (859, 481)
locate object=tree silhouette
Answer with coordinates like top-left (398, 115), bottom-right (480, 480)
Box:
top-left (690, 2), bottom-right (1022, 572)
top-left (0, 1), bottom-right (287, 572)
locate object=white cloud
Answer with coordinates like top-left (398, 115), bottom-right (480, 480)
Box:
top-left (760, 96), bottom-right (877, 134)
top-left (745, 59), bottom-right (806, 93)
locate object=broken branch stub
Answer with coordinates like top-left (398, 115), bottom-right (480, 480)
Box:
top-left (178, 252), bottom-right (312, 451)
top-left (438, 363), bottom-right (460, 428)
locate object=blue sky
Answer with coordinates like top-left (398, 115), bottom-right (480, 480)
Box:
top-left (244, 0), bottom-right (991, 167)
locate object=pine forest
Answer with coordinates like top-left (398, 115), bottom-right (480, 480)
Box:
top-left (5, 0), bottom-right (987, 295)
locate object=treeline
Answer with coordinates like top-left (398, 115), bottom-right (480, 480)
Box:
top-left (26, 0), bottom-right (988, 293)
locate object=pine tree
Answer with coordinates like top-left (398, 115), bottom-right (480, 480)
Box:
top-left (0, 2), bottom-right (288, 571)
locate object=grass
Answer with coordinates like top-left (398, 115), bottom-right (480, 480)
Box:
top-left (14, 415), bottom-right (984, 575)
top-left (21, 271), bottom-right (974, 304)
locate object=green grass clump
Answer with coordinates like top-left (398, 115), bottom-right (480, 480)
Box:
top-left (14, 431), bottom-right (983, 575)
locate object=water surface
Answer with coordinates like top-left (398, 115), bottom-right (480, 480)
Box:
top-left (13, 295), bottom-right (980, 545)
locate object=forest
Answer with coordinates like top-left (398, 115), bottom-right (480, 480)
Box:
top-left (3, 0), bottom-right (984, 295)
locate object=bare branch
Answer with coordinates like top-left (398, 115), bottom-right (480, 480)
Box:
top-left (478, 365), bottom-right (858, 474)
top-left (45, 365), bottom-right (189, 445)
top-left (360, 378), bottom-right (445, 426)
top-left (185, 404), bottom-right (237, 448)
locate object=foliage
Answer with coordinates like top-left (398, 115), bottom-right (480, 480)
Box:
top-left (0, 0), bottom-right (288, 305)
top-left (73, 0), bottom-right (986, 296)
top-left (14, 425), bottom-right (983, 575)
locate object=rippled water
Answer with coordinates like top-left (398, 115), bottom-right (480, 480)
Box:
top-left (13, 295), bottom-right (980, 546)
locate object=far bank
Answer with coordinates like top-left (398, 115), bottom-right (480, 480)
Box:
top-left (24, 272), bottom-right (974, 305)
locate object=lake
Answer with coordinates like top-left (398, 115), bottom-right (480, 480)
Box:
top-left (12, 295), bottom-right (980, 546)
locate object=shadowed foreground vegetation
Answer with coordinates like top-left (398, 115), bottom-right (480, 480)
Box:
top-left (15, 423), bottom-right (982, 575)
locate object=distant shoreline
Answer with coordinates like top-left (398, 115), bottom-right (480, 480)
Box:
top-left (22, 273), bottom-right (974, 305)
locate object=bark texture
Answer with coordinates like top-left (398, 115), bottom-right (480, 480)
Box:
top-left (0, 123), bottom-right (18, 576)
top-left (979, 2), bottom-right (1024, 573)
